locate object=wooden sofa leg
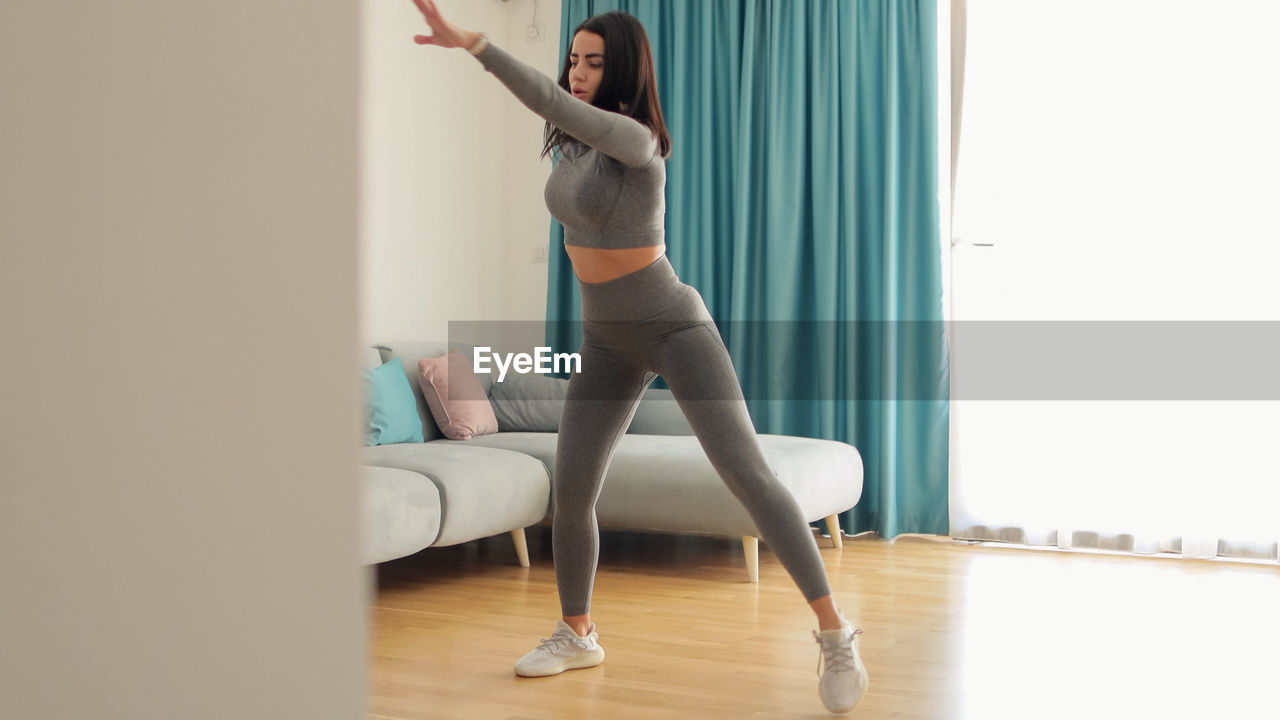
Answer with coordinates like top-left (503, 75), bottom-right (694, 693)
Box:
top-left (511, 528), bottom-right (530, 567)
top-left (824, 514), bottom-right (843, 549)
top-left (742, 536), bottom-right (759, 583)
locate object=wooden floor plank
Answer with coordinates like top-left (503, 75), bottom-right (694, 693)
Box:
top-left (369, 528), bottom-right (1280, 719)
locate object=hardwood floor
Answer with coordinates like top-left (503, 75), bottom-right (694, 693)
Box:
top-left (369, 528), bottom-right (1280, 719)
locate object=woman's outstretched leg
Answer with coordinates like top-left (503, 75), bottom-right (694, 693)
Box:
top-left (654, 314), bottom-right (869, 713)
top-left (655, 321), bottom-right (834, 602)
top-left (514, 336), bottom-right (653, 678)
top-left (552, 338), bottom-right (654, 619)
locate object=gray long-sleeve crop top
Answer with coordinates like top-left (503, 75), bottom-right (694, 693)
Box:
top-left (473, 40), bottom-right (666, 250)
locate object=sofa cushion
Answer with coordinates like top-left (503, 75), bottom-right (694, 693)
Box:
top-left (362, 465), bottom-right (440, 564)
top-left (488, 372), bottom-right (569, 432)
top-left (364, 358), bottom-right (425, 446)
top-left (375, 342), bottom-right (495, 442)
top-left (460, 432), bottom-right (559, 519)
top-left (626, 387), bottom-right (695, 435)
top-left (463, 432), bottom-right (863, 537)
top-left (362, 442), bottom-right (550, 547)
top-left (418, 349), bottom-right (499, 440)
top-left (485, 379), bottom-right (694, 435)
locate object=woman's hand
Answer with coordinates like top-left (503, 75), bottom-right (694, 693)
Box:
top-left (411, 0), bottom-right (479, 50)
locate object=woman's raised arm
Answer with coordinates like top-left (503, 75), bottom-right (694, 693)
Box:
top-left (409, 0), bottom-right (657, 167)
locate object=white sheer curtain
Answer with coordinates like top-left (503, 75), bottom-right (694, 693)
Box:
top-left (948, 0), bottom-right (1280, 562)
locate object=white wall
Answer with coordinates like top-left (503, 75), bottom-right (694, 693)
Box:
top-left (0, 2), bottom-right (365, 718)
top-left (500, 0), bottom-right (566, 322)
top-left (361, 0), bottom-right (563, 345)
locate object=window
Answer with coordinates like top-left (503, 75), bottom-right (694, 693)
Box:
top-left (949, 0), bottom-right (1280, 560)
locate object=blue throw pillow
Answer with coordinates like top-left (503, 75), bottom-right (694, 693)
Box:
top-left (364, 357), bottom-right (424, 445)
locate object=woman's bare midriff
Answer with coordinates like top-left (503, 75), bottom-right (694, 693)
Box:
top-left (566, 244), bottom-right (666, 284)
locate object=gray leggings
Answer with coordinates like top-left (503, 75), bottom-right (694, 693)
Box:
top-left (554, 255), bottom-right (832, 616)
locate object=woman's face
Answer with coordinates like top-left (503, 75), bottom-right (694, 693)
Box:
top-left (568, 31), bottom-right (606, 105)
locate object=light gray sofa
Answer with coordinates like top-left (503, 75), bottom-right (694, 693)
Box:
top-left (361, 341), bottom-right (864, 582)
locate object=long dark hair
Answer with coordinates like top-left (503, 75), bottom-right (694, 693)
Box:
top-left (540, 11), bottom-right (672, 161)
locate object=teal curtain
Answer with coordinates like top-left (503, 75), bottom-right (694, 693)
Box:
top-left (547, 0), bottom-right (949, 538)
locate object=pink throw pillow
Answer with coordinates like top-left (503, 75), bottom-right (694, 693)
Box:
top-left (417, 350), bottom-right (498, 440)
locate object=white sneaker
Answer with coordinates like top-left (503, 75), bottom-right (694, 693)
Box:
top-left (514, 620), bottom-right (606, 677)
top-left (814, 623), bottom-right (869, 714)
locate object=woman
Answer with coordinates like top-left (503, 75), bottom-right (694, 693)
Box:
top-left (410, 1), bottom-right (868, 713)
